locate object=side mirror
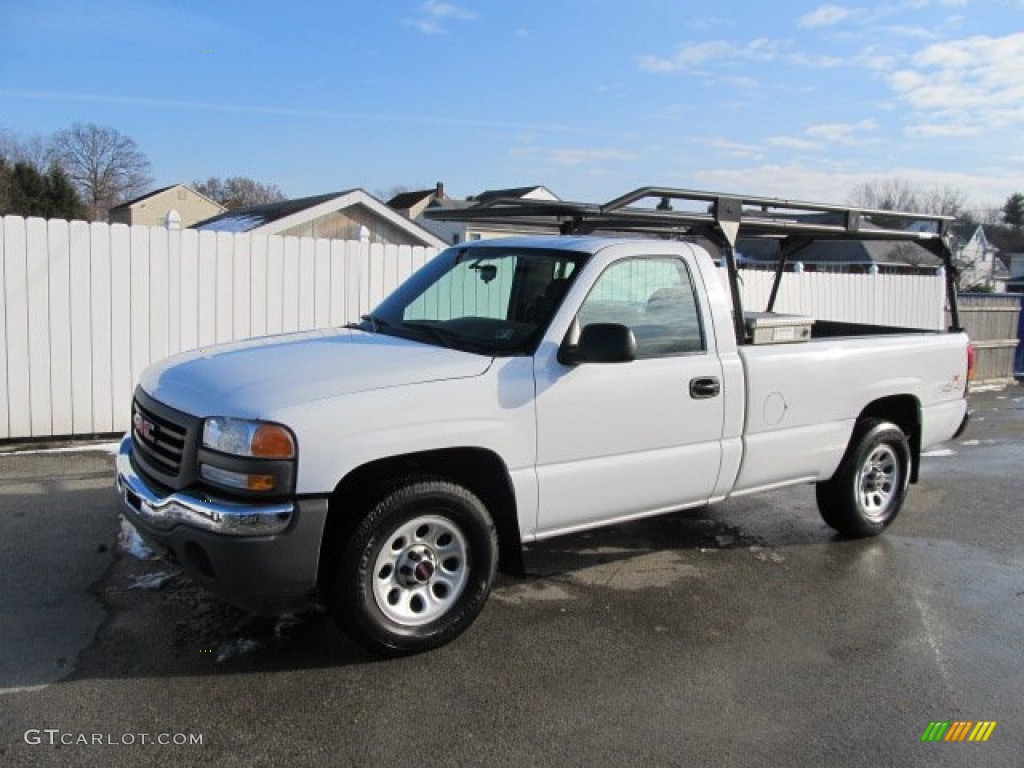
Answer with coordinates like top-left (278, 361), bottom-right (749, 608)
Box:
top-left (559, 323), bottom-right (637, 365)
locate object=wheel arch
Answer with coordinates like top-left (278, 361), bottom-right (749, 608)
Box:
top-left (856, 395), bottom-right (922, 483)
top-left (319, 447), bottom-right (525, 586)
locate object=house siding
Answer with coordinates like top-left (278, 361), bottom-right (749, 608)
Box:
top-left (275, 205), bottom-right (422, 245)
top-left (108, 186), bottom-right (224, 228)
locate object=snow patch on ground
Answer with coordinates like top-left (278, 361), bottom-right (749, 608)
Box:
top-left (273, 614), bottom-right (301, 642)
top-left (118, 516), bottom-right (157, 560)
top-left (7, 441), bottom-right (121, 455)
top-left (216, 638), bottom-right (261, 663)
top-left (128, 571), bottom-right (175, 591)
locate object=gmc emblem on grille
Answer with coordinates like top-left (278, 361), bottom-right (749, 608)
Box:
top-left (133, 412), bottom-right (157, 443)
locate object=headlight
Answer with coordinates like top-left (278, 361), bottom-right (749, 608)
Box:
top-left (202, 418), bottom-right (296, 459)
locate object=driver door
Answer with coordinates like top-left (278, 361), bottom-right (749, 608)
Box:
top-left (533, 256), bottom-right (725, 535)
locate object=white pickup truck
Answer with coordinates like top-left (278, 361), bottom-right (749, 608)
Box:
top-left (116, 188), bottom-right (971, 653)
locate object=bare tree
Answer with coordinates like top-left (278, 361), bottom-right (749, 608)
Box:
top-left (49, 123), bottom-right (152, 220)
top-left (193, 176), bottom-right (286, 210)
top-left (849, 178), bottom-right (921, 212)
top-left (919, 185), bottom-right (966, 218)
top-left (977, 207), bottom-right (1005, 227)
top-left (0, 131), bottom-right (51, 172)
top-left (849, 178), bottom-right (969, 217)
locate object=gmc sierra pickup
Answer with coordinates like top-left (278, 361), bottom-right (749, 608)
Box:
top-left (116, 188), bottom-right (970, 653)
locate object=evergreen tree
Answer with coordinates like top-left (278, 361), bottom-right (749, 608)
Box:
top-left (1001, 192), bottom-right (1024, 230)
top-left (0, 160), bottom-right (88, 219)
top-left (8, 162), bottom-right (47, 216)
top-left (0, 156), bottom-right (10, 213)
top-left (44, 165), bottom-right (87, 220)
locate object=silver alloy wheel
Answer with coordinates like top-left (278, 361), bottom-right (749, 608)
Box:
top-left (857, 444), bottom-right (899, 521)
top-left (372, 514), bottom-right (470, 626)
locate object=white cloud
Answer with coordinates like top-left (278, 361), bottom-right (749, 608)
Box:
top-left (788, 52), bottom-right (844, 67)
top-left (710, 75), bottom-right (760, 89)
top-left (512, 146), bottom-right (637, 168)
top-left (638, 38), bottom-right (781, 72)
top-left (806, 119), bottom-right (879, 144)
top-left (905, 121), bottom-right (981, 137)
top-left (875, 24), bottom-right (940, 40)
top-left (885, 32), bottom-right (1024, 134)
top-left (424, 1), bottom-right (476, 20)
top-left (406, 1), bottom-right (477, 35)
top-left (691, 162), bottom-right (1012, 208)
top-left (701, 138), bottom-right (765, 160)
top-left (763, 120), bottom-right (876, 154)
top-left (768, 136), bottom-right (821, 150)
top-left (854, 45), bottom-right (901, 71)
top-left (798, 4), bottom-right (857, 29)
top-left (548, 148), bottom-right (637, 166)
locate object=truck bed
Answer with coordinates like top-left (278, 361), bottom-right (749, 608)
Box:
top-left (810, 319), bottom-right (939, 339)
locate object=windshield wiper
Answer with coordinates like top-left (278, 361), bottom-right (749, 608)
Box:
top-left (402, 321), bottom-right (457, 349)
top-left (347, 314), bottom-right (393, 333)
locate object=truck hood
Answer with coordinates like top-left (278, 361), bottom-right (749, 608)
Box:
top-left (139, 328), bottom-right (493, 418)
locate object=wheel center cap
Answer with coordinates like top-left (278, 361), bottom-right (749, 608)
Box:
top-left (398, 547), bottom-right (437, 586)
top-left (865, 468), bottom-right (883, 492)
top-left (413, 560), bottom-right (435, 583)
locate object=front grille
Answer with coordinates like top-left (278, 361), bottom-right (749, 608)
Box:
top-left (132, 395), bottom-right (190, 481)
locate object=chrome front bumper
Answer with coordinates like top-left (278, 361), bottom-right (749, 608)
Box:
top-left (115, 434), bottom-right (294, 536)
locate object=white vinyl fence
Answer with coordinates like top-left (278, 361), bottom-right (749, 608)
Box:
top-left (0, 215), bottom-right (946, 441)
top-left (726, 268), bottom-right (946, 330)
top-left (0, 216), bottom-right (436, 440)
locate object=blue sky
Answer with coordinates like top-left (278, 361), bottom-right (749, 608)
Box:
top-left (2, 1), bottom-right (1022, 210)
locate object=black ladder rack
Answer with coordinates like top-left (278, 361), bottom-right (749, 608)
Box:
top-left (425, 186), bottom-right (961, 341)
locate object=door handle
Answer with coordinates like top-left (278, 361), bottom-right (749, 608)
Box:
top-left (689, 377), bottom-right (721, 399)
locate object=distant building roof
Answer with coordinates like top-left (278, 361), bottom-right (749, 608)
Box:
top-left (194, 191), bottom-right (347, 232)
top-left (192, 189), bottom-right (445, 247)
top-left (470, 185), bottom-right (559, 204)
top-left (983, 225), bottom-right (1024, 253)
top-left (737, 213), bottom-right (938, 267)
top-left (107, 183), bottom-right (226, 228)
top-left (109, 185), bottom-right (176, 210)
top-left (109, 183), bottom-right (223, 213)
top-left (387, 189), bottom-right (435, 210)
top-left (387, 183), bottom-right (449, 220)
top-left (951, 223), bottom-right (981, 242)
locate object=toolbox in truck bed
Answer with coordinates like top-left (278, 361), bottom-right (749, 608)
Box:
top-left (743, 312), bottom-right (815, 344)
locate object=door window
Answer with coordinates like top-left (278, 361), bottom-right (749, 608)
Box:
top-left (578, 258), bottom-right (705, 357)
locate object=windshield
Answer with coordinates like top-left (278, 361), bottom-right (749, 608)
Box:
top-left (356, 246), bottom-right (586, 356)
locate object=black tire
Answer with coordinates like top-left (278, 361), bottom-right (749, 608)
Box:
top-left (815, 419), bottom-right (910, 537)
top-left (327, 478), bottom-right (497, 654)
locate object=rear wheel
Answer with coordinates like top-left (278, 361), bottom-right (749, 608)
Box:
top-left (816, 419), bottom-right (910, 537)
top-left (327, 478), bottom-right (497, 654)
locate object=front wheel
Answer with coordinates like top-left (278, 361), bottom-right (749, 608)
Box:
top-left (328, 478), bottom-right (498, 654)
top-left (816, 419), bottom-right (910, 537)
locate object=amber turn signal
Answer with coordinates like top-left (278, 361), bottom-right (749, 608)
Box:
top-left (251, 424), bottom-right (296, 459)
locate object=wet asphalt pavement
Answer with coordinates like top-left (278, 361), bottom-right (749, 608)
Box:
top-left (0, 387), bottom-right (1021, 767)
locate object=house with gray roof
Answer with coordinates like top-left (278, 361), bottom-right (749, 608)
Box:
top-left (396, 183), bottom-right (561, 245)
top-left (109, 184), bottom-right (225, 228)
top-left (193, 189), bottom-right (444, 248)
top-left (948, 224), bottom-right (1006, 291)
